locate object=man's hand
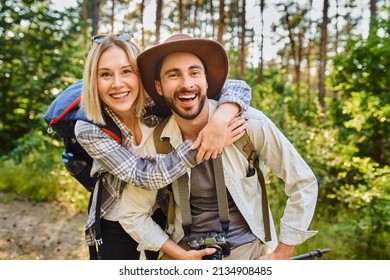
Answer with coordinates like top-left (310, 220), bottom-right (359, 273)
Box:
top-left (161, 239), bottom-right (217, 260)
top-left (256, 243), bottom-right (295, 260)
top-left (180, 248), bottom-right (217, 260)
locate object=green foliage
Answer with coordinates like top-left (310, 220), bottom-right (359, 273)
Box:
top-left (0, 0), bottom-right (87, 214)
top-left (330, 9), bottom-right (390, 166)
top-left (1, 0), bottom-right (389, 260)
top-left (0, 131), bottom-right (89, 212)
top-left (251, 54), bottom-right (390, 258)
top-left (0, 0), bottom-right (85, 156)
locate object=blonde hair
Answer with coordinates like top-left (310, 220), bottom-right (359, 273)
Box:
top-left (81, 37), bottom-right (145, 125)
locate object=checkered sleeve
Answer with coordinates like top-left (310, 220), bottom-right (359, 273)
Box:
top-left (75, 121), bottom-right (197, 190)
top-left (216, 79), bottom-right (252, 112)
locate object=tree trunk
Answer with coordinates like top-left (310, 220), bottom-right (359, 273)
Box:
top-left (369, 0), bottom-right (377, 30)
top-left (305, 0), bottom-right (313, 118)
top-left (209, 0), bottom-right (215, 38)
top-left (283, 4), bottom-right (302, 113)
top-left (110, 0), bottom-right (115, 33)
top-left (82, 0), bottom-right (88, 51)
top-left (92, 0), bottom-right (100, 36)
top-left (318, 0), bottom-right (328, 110)
top-left (334, 0), bottom-right (339, 55)
top-left (140, 0), bottom-right (145, 47)
top-left (178, 0), bottom-right (183, 33)
top-left (217, 0), bottom-right (225, 43)
top-left (155, 0), bottom-right (163, 44)
top-left (238, 0), bottom-right (246, 79)
top-left (192, 0), bottom-right (199, 35)
top-left (257, 0), bottom-right (265, 84)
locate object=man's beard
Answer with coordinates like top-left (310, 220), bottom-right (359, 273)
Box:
top-left (164, 89), bottom-right (207, 120)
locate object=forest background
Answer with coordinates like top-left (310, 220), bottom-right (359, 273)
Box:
top-left (0, 0), bottom-right (389, 260)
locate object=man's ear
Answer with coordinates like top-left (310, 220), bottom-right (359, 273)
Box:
top-left (155, 80), bottom-right (163, 96)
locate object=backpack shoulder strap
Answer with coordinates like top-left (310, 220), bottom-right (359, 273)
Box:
top-left (153, 117), bottom-right (171, 153)
top-left (100, 112), bottom-right (122, 144)
top-left (233, 132), bottom-right (271, 241)
top-left (153, 117), bottom-right (175, 233)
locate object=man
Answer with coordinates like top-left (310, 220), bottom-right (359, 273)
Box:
top-left (119, 34), bottom-right (318, 260)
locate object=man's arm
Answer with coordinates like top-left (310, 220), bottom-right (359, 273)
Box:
top-left (119, 185), bottom-right (168, 252)
top-left (250, 111), bottom-right (318, 257)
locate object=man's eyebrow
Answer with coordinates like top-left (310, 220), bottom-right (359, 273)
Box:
top-left (163, 67), bottom-right (179, 75)
top-left (163, 64), bottom-right (204, 75)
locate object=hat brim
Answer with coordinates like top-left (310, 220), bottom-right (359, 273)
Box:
top-left (137, 37), bottom-right (228, 107)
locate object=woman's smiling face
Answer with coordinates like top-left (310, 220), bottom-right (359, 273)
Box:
top-left (97, 45), bottom-right (140, 117)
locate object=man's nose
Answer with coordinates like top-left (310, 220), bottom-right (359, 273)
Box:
top-left (180, 74), bottom-right (194, 89)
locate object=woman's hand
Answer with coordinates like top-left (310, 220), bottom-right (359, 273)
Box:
top-left (224, 116), bottom-right (247, 146)
top-left (192, 115), bottom-right (247, 164)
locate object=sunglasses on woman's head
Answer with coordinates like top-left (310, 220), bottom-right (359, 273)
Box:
top-left (91, 33), bottom-right (134, 44)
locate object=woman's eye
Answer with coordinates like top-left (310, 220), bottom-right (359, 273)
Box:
top-left (99, 72), bottom-right (110, 77)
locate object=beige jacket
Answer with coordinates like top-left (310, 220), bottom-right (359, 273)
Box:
top-left (119, 100), bottom-right (318, 253)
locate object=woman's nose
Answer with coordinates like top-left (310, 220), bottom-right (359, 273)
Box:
top-left (112, 76), bottom-right (123, 88)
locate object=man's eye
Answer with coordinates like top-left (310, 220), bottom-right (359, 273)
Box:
top-left (168, 73), bottom-right (179, 78)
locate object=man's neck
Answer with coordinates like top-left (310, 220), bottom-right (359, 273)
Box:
top-left (174, 100), bottom-right (210, 142)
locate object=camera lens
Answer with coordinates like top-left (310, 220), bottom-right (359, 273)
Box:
top-left (202, 245), bottom-right (223, 260)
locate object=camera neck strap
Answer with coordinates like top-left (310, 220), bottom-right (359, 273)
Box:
top-left (178, 154), bottom-right (230, 236)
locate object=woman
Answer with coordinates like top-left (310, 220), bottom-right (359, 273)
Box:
top-left (75, 34), bottom-right (251, 260)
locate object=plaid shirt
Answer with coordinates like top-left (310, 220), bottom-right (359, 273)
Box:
top-left (74, 79), bottom-right (251, 246)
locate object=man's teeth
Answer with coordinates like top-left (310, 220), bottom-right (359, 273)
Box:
top-left (178, 94), bottom-right (196, 99)
top-left (112, 92), bottom-right (128, 99)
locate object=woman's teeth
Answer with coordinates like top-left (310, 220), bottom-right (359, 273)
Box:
top-left (112, 92), bottom-right (129, 99)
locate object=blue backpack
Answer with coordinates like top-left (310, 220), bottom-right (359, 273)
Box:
top-left (44, 80), bottom-right (122, 192)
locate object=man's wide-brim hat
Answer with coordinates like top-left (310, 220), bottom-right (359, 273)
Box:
top-left (137, 34), bottom-right (229, 106)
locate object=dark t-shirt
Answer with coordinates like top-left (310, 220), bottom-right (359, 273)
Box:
top-left (186, 160), bottom-right (256, 248)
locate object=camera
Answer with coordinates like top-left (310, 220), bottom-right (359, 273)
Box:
top-left (188, 232), bottom-right (231, 260)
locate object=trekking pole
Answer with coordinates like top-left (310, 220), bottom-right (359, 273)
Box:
top-left (289, 248), bottom-right (331, 260)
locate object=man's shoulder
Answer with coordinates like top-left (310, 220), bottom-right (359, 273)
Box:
top-left (140, 128), bottom-right (158, 156)
top-left (243, 106), bottom-right (266, 120)
top-left (140, 115), bottom-right (176, 156)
